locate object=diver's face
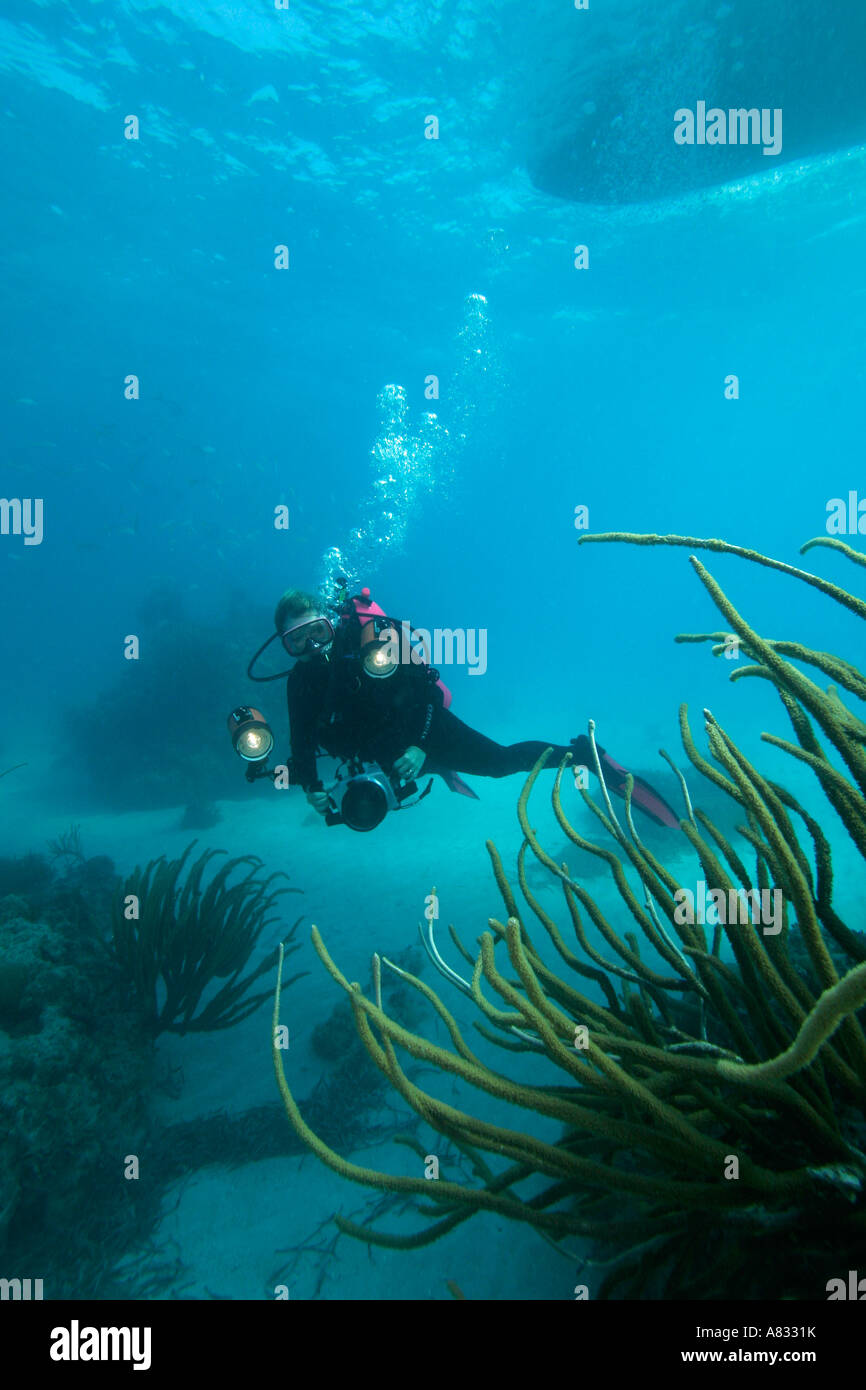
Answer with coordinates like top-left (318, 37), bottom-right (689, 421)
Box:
top-left (282, 611), bottom-right (333, 662)
top-left (294, 611), bottom-right (317, 662)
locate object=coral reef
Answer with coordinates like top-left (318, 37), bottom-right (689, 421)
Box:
top-left (0, 892), bottom-right (155, 1295)
top-left (46, 823), bottom-right (85, 868)
top-left (0, 836), bottom-right (310, 1296)
top-left (0, 847), bottom-right (117, 930)
top-left (0, 852), bottom-right (54, 902)
top-left (272, 534), bottom-right (866, 1298)
top-left (113, 842), bottom-right (306, 1035)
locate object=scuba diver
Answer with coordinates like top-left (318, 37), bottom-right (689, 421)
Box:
top-left (238, 581), bottom-right (680, 833)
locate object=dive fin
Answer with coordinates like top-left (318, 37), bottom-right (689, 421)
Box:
top-left (597, 750), bottom-right (680, 828)
top-left (436, 767), bottom-right (480, 800)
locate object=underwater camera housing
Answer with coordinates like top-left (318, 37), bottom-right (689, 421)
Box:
top-left (325, 759), bottom-right (429, 832)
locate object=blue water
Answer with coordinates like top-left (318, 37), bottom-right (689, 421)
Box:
top-left (2, 0), bottom-right (865, 1302)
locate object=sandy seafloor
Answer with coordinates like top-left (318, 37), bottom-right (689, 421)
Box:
top-left (3, 736), bottom-right (859, 1301)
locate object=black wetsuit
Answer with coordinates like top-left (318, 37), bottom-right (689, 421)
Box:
top-left (286, 633), bottom-right (584, 791)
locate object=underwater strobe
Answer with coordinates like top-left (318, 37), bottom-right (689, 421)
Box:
top-left (359, 618), bottom-right (401, 679)
top-left (227, 706), bottom-right (274, 781)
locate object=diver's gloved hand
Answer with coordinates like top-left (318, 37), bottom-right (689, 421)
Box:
top-left (305, 785), bottom-right (330, 816)
top-left (393, 745), bottom-right (425, 781)
top-left (570, 737), bottom-right (679, 829)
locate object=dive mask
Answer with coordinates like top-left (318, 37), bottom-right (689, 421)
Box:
top-left (281, 616), bottom-right (335, 656)
top-left (246, 615), bottom-right (336, 681)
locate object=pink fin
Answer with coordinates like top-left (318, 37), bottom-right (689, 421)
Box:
top-left (437, 768), bottom-right (479, 799)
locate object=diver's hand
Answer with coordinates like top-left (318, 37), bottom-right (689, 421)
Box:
top-left (394, 746), bottom-right (425, 781)
top-left (305, 788), bottom-right (330, 815)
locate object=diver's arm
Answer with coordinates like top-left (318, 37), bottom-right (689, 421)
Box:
top-left (305, 786), bottom-right (330, 814)
top-left (394, 670), bottom-right (441, 777)
top-left (394, 745), bottom-right (426, 779)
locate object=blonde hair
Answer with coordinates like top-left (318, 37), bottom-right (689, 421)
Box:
top-left (273, 587), bottom-right (324, 633)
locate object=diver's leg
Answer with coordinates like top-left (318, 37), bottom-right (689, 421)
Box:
top-left (426, 714), bottom-right (679, 827)
top-left (425, 709), bottom-right (573, 777)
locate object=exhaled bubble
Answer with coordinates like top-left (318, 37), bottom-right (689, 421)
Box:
top-left (318, 294), bottom-right (502, 595)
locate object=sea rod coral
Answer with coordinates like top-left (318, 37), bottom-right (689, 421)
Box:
top-left (272, 534), bottom-right (866, 1298)
top-left (115, 842), bottom-right (304, 1036)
